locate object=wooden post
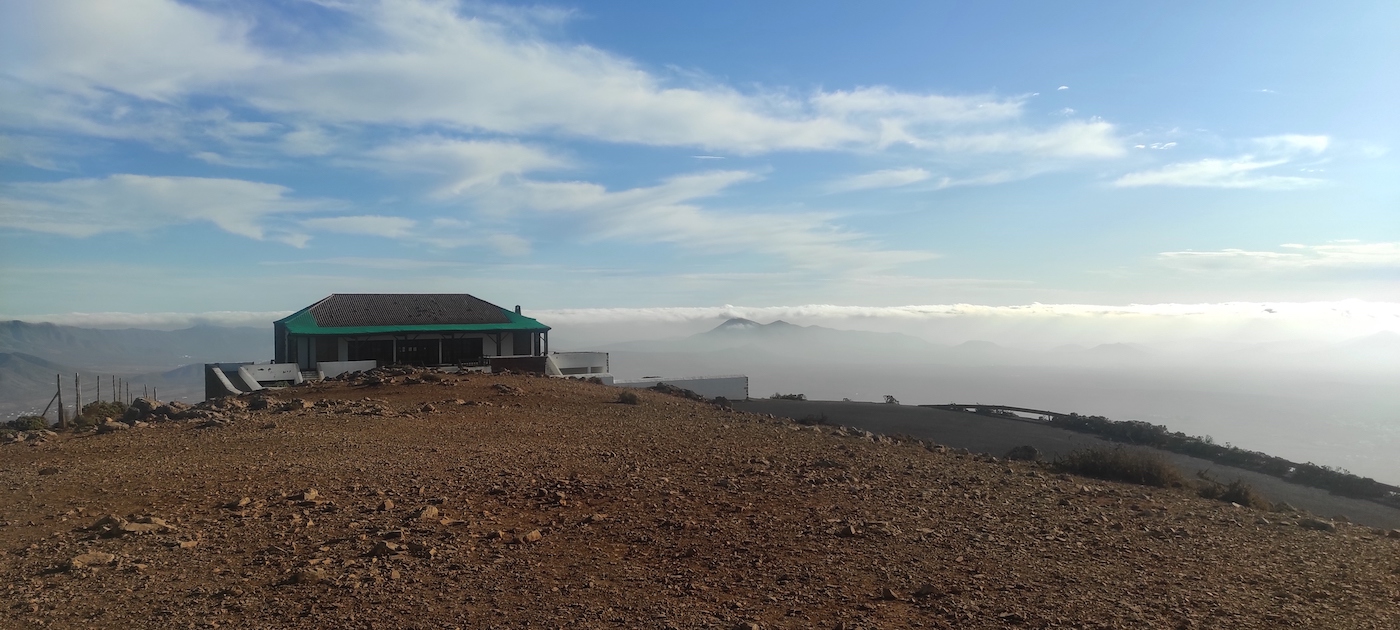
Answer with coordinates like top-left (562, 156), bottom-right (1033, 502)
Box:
top-left (75, 373), bottom-right (82, 421)
top-left (57, 374), bottom-right (67, 430)
top-left (96, 376), bottom-right (101, 406)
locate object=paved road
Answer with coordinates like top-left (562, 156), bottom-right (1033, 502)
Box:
top-left (735, 399), bottom-right (1400, 530)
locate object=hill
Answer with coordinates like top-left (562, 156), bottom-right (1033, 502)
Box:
top-left (0, 353), bottom-right (207, 420)
top-left (1, 375), bottom-right (1394, 628)
top-left (0, 321), bottom-right (270, 372)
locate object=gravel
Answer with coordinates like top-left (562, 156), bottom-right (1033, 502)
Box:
top-left (1, 373), bottom-right (1396, 629)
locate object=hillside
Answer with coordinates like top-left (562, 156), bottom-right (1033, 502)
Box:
top-left (2, 375), bottom-right (1395, 629)
top-left (0, 321), bottom-right (270, 372)
top-left (0, 354), bottom-right (206, 420)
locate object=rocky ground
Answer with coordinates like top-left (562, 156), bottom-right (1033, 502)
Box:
top-left (2, 371), bottom-right (1397, 629)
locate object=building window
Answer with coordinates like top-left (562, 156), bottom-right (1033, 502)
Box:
top-left (395, 339), bottom-right (439, 366)
top-left (347, 340), bottom-right (394, 364)
top-left (441, 338), bottom-right (484, 365)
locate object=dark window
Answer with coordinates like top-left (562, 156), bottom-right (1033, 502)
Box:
top-left (441, 338), bottom-right (484, 364)
top-left (395, 339), bottom-right (439, 366)
top-left (316, 337), bottom-right (339, 362)
top-left (347, 340), bottom-right (394, 364)
top-left (512, 331), bottom-right (533, 356)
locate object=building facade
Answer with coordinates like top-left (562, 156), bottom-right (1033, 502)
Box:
top-left (273, 294), bottom-right (550, 371)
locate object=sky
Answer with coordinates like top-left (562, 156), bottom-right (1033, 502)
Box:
top-left (1, 0), bottom-right (1398, 336)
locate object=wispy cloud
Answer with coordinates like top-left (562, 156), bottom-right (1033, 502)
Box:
top-left (301, 215), bottom-right (418, 238)
top-left (0, 174), bottom-right (322, 243)
top-left (478, 170), bottom-right (935, 269)
top-left (1115, 134), bottom-right (1330, 189)
top-left (828, 167), bottom-right (931, 193)
top-left (1159, 241), bottom-right (1400, 271)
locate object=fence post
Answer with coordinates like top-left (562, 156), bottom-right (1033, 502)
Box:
top-left (57, 374), bottom-right (67, 430)
top-left (75, 373), bottom-right (82, 421)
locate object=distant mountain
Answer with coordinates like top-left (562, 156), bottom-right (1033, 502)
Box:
top-left (0, 321), bottom-right (270, 371)
top-left (603, 318), bottom-right (943, 359)
top-left (0, 350), bottom-right (208, 420)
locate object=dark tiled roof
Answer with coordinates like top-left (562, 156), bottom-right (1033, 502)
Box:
top-left (308, 294), bottom-right (513, 328)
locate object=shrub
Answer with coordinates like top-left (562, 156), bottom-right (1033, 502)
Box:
top-left (769, 393), bottom-right (806, 401)
top-left (883, 395), bottom-right (900, 405)
top-left (1197, 472), bottom-right (1271, 510)
top-left (796, 413), bottom-right (829, 426)
top-left (1053, 447), bottom-right (1186, 488)
top-left (79, 401), bottom-right (127, 424)
top-left (8, 415), bottom-right (47, 431)
top-left (617, 391), bottom-right (640, 405)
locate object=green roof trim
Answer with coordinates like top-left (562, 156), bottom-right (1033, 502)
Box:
top-left (275, 301), bottom-right (550, 335)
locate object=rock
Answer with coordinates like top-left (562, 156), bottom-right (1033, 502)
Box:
top-left (1298, 518), bottom-right (1336, 532)
top-left (1004, 445), bottom-right (1040, 461)
top-left (734, 623), bottom-right (760, 630)
top-left (406, 541), bottom-right (436, 558)
top-left (416, 506), bottom-right (439, 520)
top-left (293, 568), bottom-right (326, 584)
top-left (836, 524), bottom-right (860, 538)
top-left (299, 488), bottom-right (319, 502)
top-left (97, 420), bottom-right (130, 434)
top-left (879, 587), bottom-right (901, 601)
top-left (68, 551), bottom-right (116, 570)
top-left (419, 403), bottom-right (437, 413)
top-left (913, 584), bottom-right (942, 598)
top-left (130, 397), bottom-right (158, 414)
top-left (248, 397), bottom-right (270, 411)
top-left (226, 497), bottom-right (251, 509)
top-left (379, 499), bottom-right (395, 511)
top-left (38, 467), bottom-right (60, 476)
top-left (368, 541), bottom-right (402, 557)
top-left (389, 569), bottom-right (402, 580)
top-left (1332, 514), bottom-right (1351, 524)
top-left (1387, 529), bottom-right (1400, 539)
top-left (520, 529), bottom-right (543, 543)
top-left (179, 540), bottom-right (199, 549)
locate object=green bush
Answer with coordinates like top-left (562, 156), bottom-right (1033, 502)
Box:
top-left (1053, 447), bottom-right (1186, 488)
top-left (617, 391), bottom-right (640, 405)
top-left (769, 393), bottom-right (806, 401)
top-left (8, 415), bottom-right (48, 431)
top-left (79, 401), bottom-right (127, 424)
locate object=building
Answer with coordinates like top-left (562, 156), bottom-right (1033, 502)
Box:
top-left (273, 294), bottom-right (550, 373)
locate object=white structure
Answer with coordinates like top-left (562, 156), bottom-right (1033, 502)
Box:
top-left (205, 362), bottom-right (304, 398)
top-left (614, 375), bottom-right (749, 401)
top-left (546, 352), bottom-right (610, 376)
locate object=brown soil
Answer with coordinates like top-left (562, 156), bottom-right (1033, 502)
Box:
top-left (2, 373), bottom-right (1397, 629)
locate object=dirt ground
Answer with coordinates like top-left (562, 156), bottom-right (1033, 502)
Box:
top-left (2, 373), bottom-right (1397, 629)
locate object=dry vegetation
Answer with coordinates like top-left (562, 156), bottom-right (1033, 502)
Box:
top-left (2, 373), bottom-right (1397, 629)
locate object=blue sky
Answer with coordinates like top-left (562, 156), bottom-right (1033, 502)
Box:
top-left (1, 0), bottom-right (1397, 326)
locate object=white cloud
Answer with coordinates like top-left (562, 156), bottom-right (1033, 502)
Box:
top-left (926, 120), bottom-right (1125, 158)
top-left (1159, 241), bottom-right (1400, 271)
top-left (1057, 86), bottom-right (1069, 91)
top-left (366, 137), bottom-right (568, 196)
top-left (1117, 134), bottom-right (1332, 189)
top-left (828, 167), bottom-right (931, 193)
top-left (1113, 156), bottom-right (1323, 189)
top-left (0, 174), bottom-right (321, 240)
top-left (0, 0), bottom-right (1125, 158)
top-left (480, 170), bottom-right (934, 269)
top-left (301, 215), bottom-right (418, 238)
top-left (1254, 134), bottom-right (1329, 154)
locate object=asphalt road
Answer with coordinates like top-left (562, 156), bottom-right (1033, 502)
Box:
top-left (734, 399), bottom-right (1400, 530)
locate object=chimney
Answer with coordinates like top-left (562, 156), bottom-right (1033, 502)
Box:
top-left (514, 305), bottom-right (522, 314)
